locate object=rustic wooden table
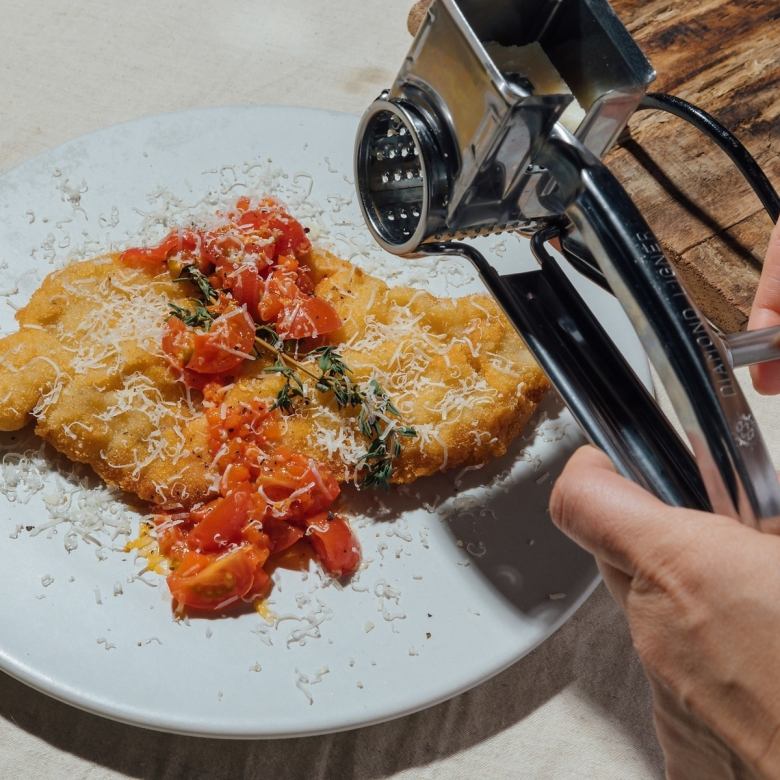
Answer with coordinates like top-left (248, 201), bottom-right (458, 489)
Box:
top-left (610, 0), bottom-right (778, 332)
top-left (410, 0), bottom-right (779, 330)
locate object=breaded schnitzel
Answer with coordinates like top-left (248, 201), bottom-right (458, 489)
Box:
top-left (0, 212), bottom-right (548, 509)
top-left (0, 255), bottom-right (213, 505)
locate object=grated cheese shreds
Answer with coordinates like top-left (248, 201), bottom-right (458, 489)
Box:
top-left (0, 428), bottom-right (140, 551)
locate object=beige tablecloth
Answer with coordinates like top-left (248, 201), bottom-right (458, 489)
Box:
top-left (0, 1), bottom-right (776, 777)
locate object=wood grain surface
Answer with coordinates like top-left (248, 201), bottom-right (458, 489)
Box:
top-left (609, 0), bottom-right (779, 331)
top-left (408, 0), bottom-right (779, 331)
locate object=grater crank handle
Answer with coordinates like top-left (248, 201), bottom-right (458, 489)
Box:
top-left (421, 242), bottom-right (710, 510)
top-left (537, 129), bottom-right (780, 527)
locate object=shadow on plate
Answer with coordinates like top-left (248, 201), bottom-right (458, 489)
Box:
top-left (345, 393), bottom-right (597, 615)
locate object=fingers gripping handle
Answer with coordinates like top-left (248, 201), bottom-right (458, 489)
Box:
top-left (549, 146), bottom-right (780, 526)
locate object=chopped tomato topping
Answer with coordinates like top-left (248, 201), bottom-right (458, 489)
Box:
top-left (277, 296), bottom-right (342, 340)
top-left (262, 515), bottom-right (305, 554)
top-left (120, 229), bottom-right (199, 271)
top-left (186, 309), bottom-right (255, 374)
top-left (225, 265), bottom-right (262, 314)
top-left (235, 203), bottom-right (311, 258)
top-left (161, 317), bottom-right (195, 366)
top-left (306, 513), bottom-right (361, 577)
top-left (186, 490), bottom-right (258, 553)
top-left (167, 545), bottom-right (270, 611)
top-left (255, 451), bottom-right (340, 521)
top-left (122, 197), bottom-right (341, 381)
top-left (152, 382), bottom-right (356, 613)
top-left (126, 198), bottom-right (362, 613)
top-left (161, 308), bottom-right (255, 375)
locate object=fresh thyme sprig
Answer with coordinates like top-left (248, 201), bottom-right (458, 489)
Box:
top-left (173, 264), bottom-right (219, 303)
top-left (311, 346), bottom-right (363, 408)
top-left (355, 380), bottom-right (417, 488)
top-left (265, 359), bottom-right (307, 413)
top-left (255, 324), bottom-right (284, 352)
top-left (168, 301), bottom-right (215, 329)
top-left (256, 333), bottom-right (320, 414)
top-left (254, 337), bottom-right (416, 486)
top-left (255, 336), bottom-right (319, 381)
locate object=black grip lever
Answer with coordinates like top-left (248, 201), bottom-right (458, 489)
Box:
top-left (536, 127), bottom-right (780, 526)
top-left (422, 240), bottom-right (710, 510)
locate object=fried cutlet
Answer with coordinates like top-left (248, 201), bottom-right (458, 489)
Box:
top-left (0, 249), bottom-right (549, 507)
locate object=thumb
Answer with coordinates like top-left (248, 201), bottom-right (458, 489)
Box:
top-left (408, 0), bottom-right (433, 35)
top-left (550, 445), bottom-right (715, 577)
top-left (749, 217), bottom-right (780, 395)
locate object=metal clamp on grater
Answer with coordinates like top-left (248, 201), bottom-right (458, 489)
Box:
top-left (354, 0), bottom-right (780, 527)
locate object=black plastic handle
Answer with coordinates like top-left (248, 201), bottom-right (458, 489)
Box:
top-left (423, 241), bottom-right (710, 510)
top-left (536, 129), bottom-right (780, 526)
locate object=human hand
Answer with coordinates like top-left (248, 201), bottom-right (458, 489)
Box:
top-left (551, 446), bottom-right (780, 778)
top-left (551, 224), bottom-right (780, 777)
top-left (749, 218), bottom-right (780, 394)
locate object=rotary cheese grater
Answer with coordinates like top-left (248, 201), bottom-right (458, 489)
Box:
top-left (354, 0), bottom-right (780, 528)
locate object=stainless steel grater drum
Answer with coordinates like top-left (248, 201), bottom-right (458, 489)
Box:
top-left (355, 0), bottom-right (780, 528)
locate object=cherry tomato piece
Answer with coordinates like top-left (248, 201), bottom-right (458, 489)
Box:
top-left (263, 515), bottom-right (305, 554)
top-left (255, 452), bottom-right (340, 520)
top-left (120, 229), bottom-right (199, 270)
top-left (154, 521), bottom-right (186, 558)
top-left (161, 317), bottom-right (195, 365)
top-left (185, 309), bottom-right (256, 374)
top-left (306, 513), bottom-right (360, 577)
top-left (167, 545), bottom-right (262, 611)
top-left (277, 296), bottom-right (342, 340)
top-left (237, 208), bottom-right (311, 259)
top-left (250, 566), bottom-right (272, 600)
top-left (226, 265), bottom-right (262, 316)
top-left (257, 268), bottom-right (299, 323)
top-left (187, 491), bottom-right (254, 552)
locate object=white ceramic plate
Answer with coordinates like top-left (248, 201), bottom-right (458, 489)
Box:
top-left (0, 106), bottom-right (650, 738)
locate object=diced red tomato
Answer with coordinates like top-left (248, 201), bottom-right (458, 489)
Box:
top-left (187, 309), bottom-right (255, 374)
top-left (263, 515), bottom-right (305, 554)
top-left (186, 491), bottom-right (255, 552)
top-left (277, 296), bottom-right (342, 339)
top-left (201, 231), bottom-right (244, 271)
top-left (255, 452), bottom-right (340, 520)
top-left (295, 265), bottom-right (316, 295)
top-left (306, 513), bottom-right (360, 577)
top-left (258, 267), bottom-right (300, 323)
top-left (240, 522), bottom-right (271, 549)
top-left (226, 265), bottom-right (262, 314)
top-left (162, 309), bottom-right (255, 375)
top-left (120, 229), bottom-right (199, 271)
top-left (237, 207), bottom-right (311, 259)
top-left (155, 521), bottom-right (186, 557)
top-left (220, 463), bottom-right (251, 494)
top-left (167, 545), bottom-right (269, 611)
top-left (249, 565), bottom-right (272, 599)
top-left (161, 317), bottom-right (195, 366)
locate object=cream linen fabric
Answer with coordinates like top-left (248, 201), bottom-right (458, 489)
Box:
top-left (0, 1), bottom-right (776, 777)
